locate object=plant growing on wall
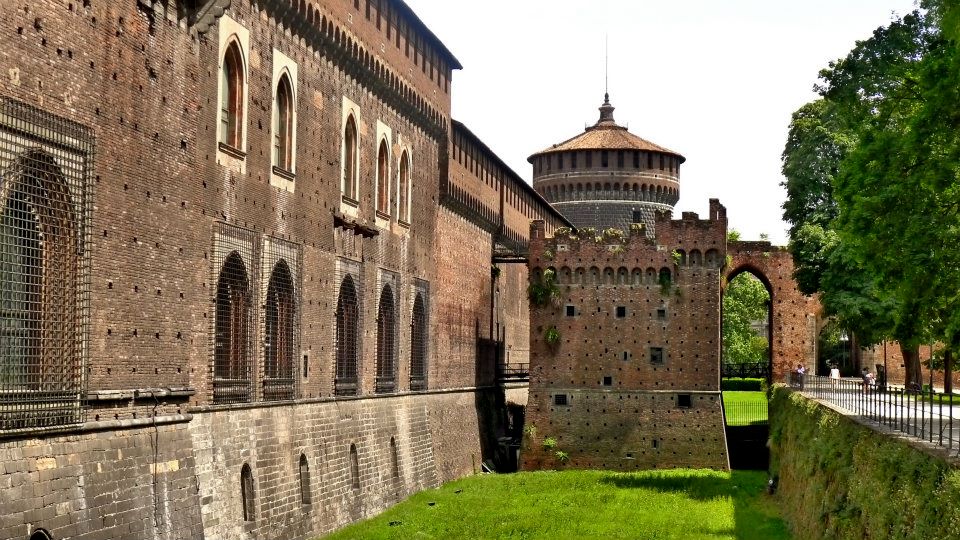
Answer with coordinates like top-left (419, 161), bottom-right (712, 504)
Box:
top-left (528, 269), bottom-right (560, 308)
top-left (630, 223), bottom-right (645, 235)
top-left (543, 249), bottom-right (555, 261)
top-left (555, 450), bottom-right (570, 463)
top-left (603, 228), bottom-right (625, 242)
top-left (542, 437), bottom-right (558, 450)
top-left (544, 326), bottom-right (561, 347)
top-left (554, 226), bottom-right (572, 237)
top-left (579, 227), bottom-right (596, 238)
top-left (671, 250), bottom-right (683, 266)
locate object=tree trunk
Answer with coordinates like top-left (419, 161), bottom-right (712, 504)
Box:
top-left (902, 343), bottom-right (922, 389)
top-left (945, 349), bottom-right (953, 395)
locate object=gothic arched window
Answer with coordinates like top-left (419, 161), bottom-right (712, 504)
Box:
top-left (376, 140), bottom-right (390, 215)
top-left (273, 73), bottom-right (294, 172)
top-left (214, 252), bottom-right (251, 403)
top-left (409, 293), bottom-right (427, 391)
top-left (335, 276), bottom-right (359, 395)
top-left (220, 41), bottom-right (245, 148)
top-left (264, 260), bottom-right (295, 401)
top-left (398, 151), bottom-right (410, 222)
top-left (375, 285), bottom-right (396, 393)
top-left (342, 115), bottom-right (359, 200)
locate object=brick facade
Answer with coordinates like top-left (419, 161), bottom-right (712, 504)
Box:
top-left (0, 1), bottom-right (563, 538)
top-left (522, 203), bottom-right (731, 471)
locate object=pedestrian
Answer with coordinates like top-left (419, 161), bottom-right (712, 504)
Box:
top-left (829, 364), bottom-right (840, 390)
top-left (861, 367), bottom-right (871, 394)
top-left (796, 363), bottom-right (806, 390)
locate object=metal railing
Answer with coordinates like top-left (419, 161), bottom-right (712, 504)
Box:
top-left (497, 363), bottom-right (529, 381)
top-left (793, 375), bottom-right (960, 456)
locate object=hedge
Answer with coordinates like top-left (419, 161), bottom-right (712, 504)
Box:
top-left (769, 385), bottom-right (960, 540)
top-left (721, 377), bottom-right (765, 391)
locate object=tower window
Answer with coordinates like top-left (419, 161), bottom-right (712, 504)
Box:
top-left (565, 305), bottom-right (576, 317)
top-left (220, 41), bottom-right (245, 149)
top-left (602, 376), bottom-right (613, 386)
top-left (554, 394), bottom-right (568, 406)
top-left (571, 152), bottom-right (578, 168)
top-left (601, 150), bottom-right (609, 168)
top-left (342, 115), bottom-right (359, 201)
top-left (586, 152), bottom-right (593, 168)
top-left (650, 347), bottom-right (664, 365)
top-left (615, 306), bottom-right (626, 318)
top-left (677, 394), bottom-right (692, 408)
top-left (376, 139), bottom-right (390, 215)
top-left (617, 151), bottom-right (624, 168)
top-left (272, 73), bottom-right (295, 172)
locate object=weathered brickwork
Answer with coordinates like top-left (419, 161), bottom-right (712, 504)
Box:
top-left (0, 0), bottom-right (559, 538)
top-left (522, 202), bottom-right (731, 471)
top-left (727, 241), bottom-right (820, 382)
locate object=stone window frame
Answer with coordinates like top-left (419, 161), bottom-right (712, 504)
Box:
top-left (375, 275), bottom-right (398, 394)
top-left (349, 443), bottom-right (361, 491)
top-left (409, 279), bottom-right (429, 391)
top-left (299, 453), bottom-right (312, 507)
top-left (270, 49), bottom-right (298, 192)
top-left (260, 237), bottom-right (302, 402)
top-left (677, 394), bottom-right (692, 409)
top-left (216, 16), bottom-right (250, 174)
top-left (240, 463), bottom-right (256, 521)
top-left (650, 346), bottom-right (664, 365)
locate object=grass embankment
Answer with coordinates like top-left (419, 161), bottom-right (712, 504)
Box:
top-left (324, 469), bottom-right (790, 540)
top-left (770, 385), bottom-right (960, 540)
top-left (723, 391), bottom-right (769, 426)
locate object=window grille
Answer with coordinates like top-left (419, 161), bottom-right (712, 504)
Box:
top-left (409, 280), bottom-right (429, 391)
top-left (375, 284), bottom-right (397, 393)
top-left (220, 41), bottom-right (245, 149)
top-left (240, 463), bottom-right (255, 521)
top-left (650, 347), bottom-right (664, 365)
top-left (212, 224), bottom-right (258, 404)
top-left (335, 274), bottom-right (361, 395)
top-left (554, 394), bottom-right (568, 406)
top-left (261, 238), bottom-right (301, 402)
top-left (0, 97), bottom-right (92, 434)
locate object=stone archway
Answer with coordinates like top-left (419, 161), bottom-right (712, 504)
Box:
top-left (726, 241), bottom-right (820, 382)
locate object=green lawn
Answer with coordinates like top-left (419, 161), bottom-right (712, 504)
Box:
top-left (323, 469), bottom-right (790, 540)
top-left (722, 391), bottom-right (769, 426)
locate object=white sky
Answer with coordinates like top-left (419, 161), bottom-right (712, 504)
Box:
top-left (405, 0), bottom-right (918, 245)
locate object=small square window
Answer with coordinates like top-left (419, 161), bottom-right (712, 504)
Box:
top-left (652, 439), bottom-right (659, 449)
top-left (554, 394), bottom-right (568, 406)
top-left (677, 394), bottom-right (692, 408)
top-left (615, 306), bottom-right (626, 318)
top-left (622, 351), bottom-right (629, 361)
top-left (602, 376), bottom-right (613, 386)
top-left (650, 347), bottom-right (664, 365)
top-left (565, 305), bottom-right (576, 317)
top-left (657, 308), bottom-right (667, 320)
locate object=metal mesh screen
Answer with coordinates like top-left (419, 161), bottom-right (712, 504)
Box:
top-left (262, 237), bottom-right (301, 401)
top-left (212, 224), bottom-right (258, 404)
top-left (0, 97), bottom-right (92, 433)
top-left (335, 272), bottom-right (360, 396)
top-left (375, 284), bottom-right (396, 393)
top-left (409, 279), bottom-right (429, 391)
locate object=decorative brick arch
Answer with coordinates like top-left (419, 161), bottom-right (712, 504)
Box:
top-left (726, 241), bottom-right (820, 382)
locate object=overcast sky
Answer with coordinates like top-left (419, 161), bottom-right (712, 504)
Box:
top-left (405, 0), bottom-right (918, 245)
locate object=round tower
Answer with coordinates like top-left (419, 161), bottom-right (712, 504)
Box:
top-left (529, 94), bottom-right (684, 236)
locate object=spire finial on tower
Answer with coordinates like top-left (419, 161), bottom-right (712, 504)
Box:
top-left (604, 34), bottom-right (609, 104)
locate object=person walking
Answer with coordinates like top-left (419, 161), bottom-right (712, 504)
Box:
top-left (830, 364), bottom-right (840, 390)
top-left (796, 363), bottom-right (806, 390)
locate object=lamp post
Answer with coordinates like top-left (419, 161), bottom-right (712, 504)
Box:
top-left (840, 331), bottom-right (849, 375)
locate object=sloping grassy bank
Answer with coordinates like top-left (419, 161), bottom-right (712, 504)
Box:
top-left (323, 469), bottom-right (788, 539)
top-left (769, 385), bottom-right (960, 539)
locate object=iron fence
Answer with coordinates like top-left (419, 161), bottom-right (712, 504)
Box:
top-left (497, 362), bottom-right (529, 381)
top-left (721, 361), bottom-right (769, 379)
top-left (793, 375), bottom-right (960, 456)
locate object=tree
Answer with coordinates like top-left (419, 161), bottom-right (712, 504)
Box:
top-left (722, 273), bottom-right (770, 365)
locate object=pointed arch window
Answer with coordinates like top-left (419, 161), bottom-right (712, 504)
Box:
top-left (264, 260), bottom-right (295, 401)
top-left (299, 454), bottom-right (312, 506)
top-left (214, 252), bottom-right (251, 403)
top-left (349, 443), bottom-right (360, 490)
top-left (409, 293), bottom-right (427, 391)
top-left (0, 144), bottom-right (87, 431)
top-left (376, 139), bottom-right (390, 216)
top-left (398, 151), bottom-right (410, 223)
top-left (273, 73), bottom-right (295, 173)
top-left (220, 41), bottom-right (245, 150)
top-left (342, 116), bottom-right (359, 201)
top-left (240, 463), bottom-right (255, 521)
top-left (375, 285), bottom-right (396, 393)
top-left (335, 276), bottom-right (359, 395)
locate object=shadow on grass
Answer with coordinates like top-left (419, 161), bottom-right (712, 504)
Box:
top-left (599, 470), bottom-right (791, 540)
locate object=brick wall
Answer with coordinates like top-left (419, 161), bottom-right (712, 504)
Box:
top-left (521, 205), bottom-right (729, 471)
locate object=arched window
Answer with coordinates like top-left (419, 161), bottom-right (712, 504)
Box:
top-left (214, 252), bottom-right (251, 403)
top-left (376, 139), bottom-right (390, 215)
top-left (241, 463), bottom-right (255, 521)
top-left (0, 149), bottom-right (83, 427)
top-left (335, 276), bottom-right (359, 395)
top-left (390, 437), bottom-right (400, 479)
top-left (273, 73), bottom-right (294, 172)
top-left (349, 443), bottom-right (360, 490)
top-left (220, 41), bottom-right (245, 149)
top-left (398, 150), bottom-right (410, 222)
top-left (29, 529), bottom-right (53, 540)
top-left (410, 293), bottom-right (427, 390)
top-left (264, 260), bottom-right (295, 401)
top-left (375, 285), bottom-right (396, 393)
top-left (299, 454), bottom-right (311, 506)
top-left (342, 115), bottom-right (358, 200)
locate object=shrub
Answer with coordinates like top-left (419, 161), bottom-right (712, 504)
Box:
top-left (721, 378), bottom-right (765, 391)
top-left (542, 437), bottom-right (557, 450)
top-left (544, 326), bottom-right (561, 347)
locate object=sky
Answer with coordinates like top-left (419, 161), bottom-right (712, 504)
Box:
top-left (404, 0), bottom-right (919, 245)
